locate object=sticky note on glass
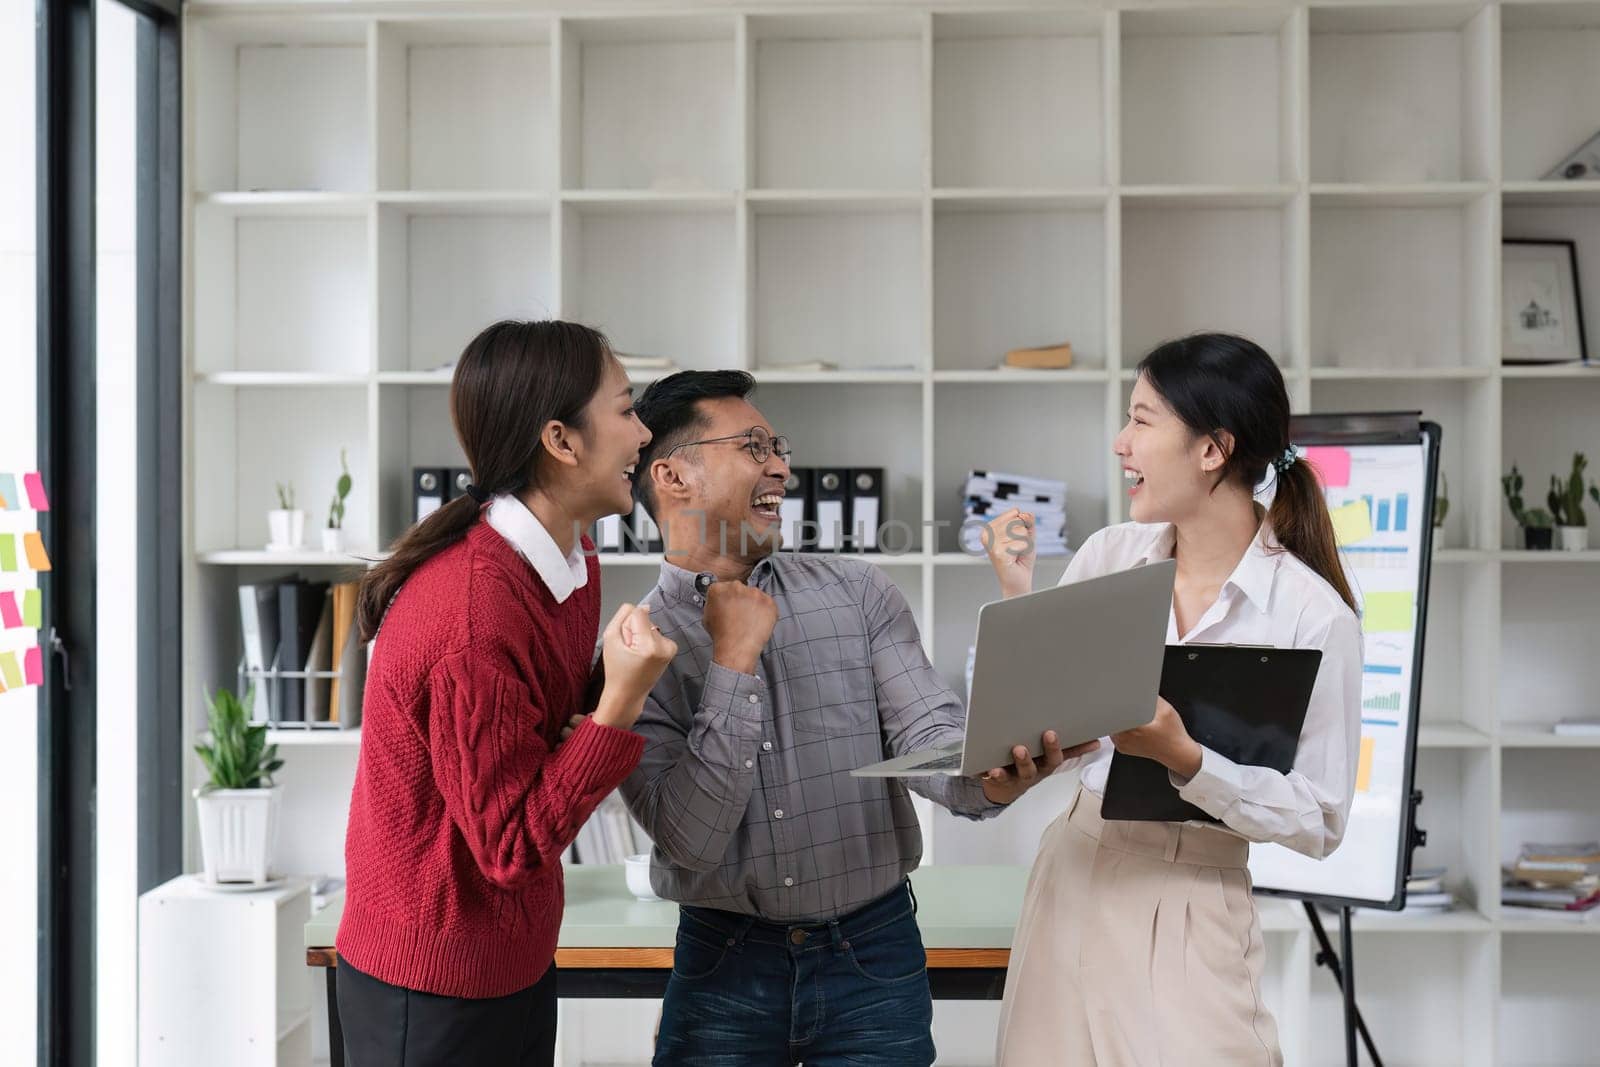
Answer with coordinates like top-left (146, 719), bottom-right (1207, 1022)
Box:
top-left (23, 473), bottom-right (49, 511)
top-left (0, 534), bottom-right (16, 572)
top-left (0, 473), bottom-right (16, 511)
top-left (1330, 500), bottom-right (1374, 547)
top-left (1305, 447), bottom-right (1352, 489)
top-left (1355, 735), bottom-right (1375, 793)
top-left (0, 592), bottom-right (20, 629)
top-left (0, 651), bottom-right (22, 689)
top-left (23, 532), bottom-right (50, 572)
top-left (23, 589), bottom-right (41, 628)
top-left (23, 646), bottom-right (42, 686)
top-left (1363, 591), bottom-right (1414, 634)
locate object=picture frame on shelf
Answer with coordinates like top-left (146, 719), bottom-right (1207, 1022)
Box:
top-left (1501, 239), bottom-right (1588, 366)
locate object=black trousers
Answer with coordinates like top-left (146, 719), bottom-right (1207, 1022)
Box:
top-left (336, 956), bottom-right (557, 1067)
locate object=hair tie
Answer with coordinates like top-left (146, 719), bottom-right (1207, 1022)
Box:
top-left (464, 483), bottom-right (491, 505)
top-left (1272, 446), bottom-right (1299, 474)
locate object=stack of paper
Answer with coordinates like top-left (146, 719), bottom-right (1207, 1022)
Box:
top-left (1502, 841), bottom-right (1600, 916)
top-left (1553, 718), bottom-right (1600, 737)
top-left (959, 470), bottom-right (1069, 558)
top-left (1402, 866), bottom-right (1454, 911)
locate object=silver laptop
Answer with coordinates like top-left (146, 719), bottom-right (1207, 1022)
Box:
top-left (853, 559), bottom-right (1175, 778)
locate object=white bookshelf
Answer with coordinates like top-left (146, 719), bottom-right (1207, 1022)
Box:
top-left (183, 4), bottom-right (1600, 1064)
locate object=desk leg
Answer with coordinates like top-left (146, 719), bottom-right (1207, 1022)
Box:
top-left (327, 967), bottom-right (345, 1067)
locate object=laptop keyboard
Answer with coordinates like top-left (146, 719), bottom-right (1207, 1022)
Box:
top-left (910, 751), bottom-right (964, 771)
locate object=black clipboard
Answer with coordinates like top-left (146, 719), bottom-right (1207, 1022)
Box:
top-left (1100, 644), bottom-right (1323, 823)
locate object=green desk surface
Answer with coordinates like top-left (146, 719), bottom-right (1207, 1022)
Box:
top-left (307, 865), bottom-right (1030, 950)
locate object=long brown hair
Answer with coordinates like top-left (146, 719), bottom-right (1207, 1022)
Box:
top-left (1138, 334), bottom-right (1359, 614)
top-left (356, 320), bottom-right (614, 641)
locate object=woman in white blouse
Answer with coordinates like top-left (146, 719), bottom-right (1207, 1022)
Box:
top-left (985, 333), bottom-right (1363, 1067)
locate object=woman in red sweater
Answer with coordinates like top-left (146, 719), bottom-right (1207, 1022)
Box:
top-left (336, 320), bottom-right (677, 1066)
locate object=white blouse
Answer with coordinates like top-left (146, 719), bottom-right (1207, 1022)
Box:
top-left (1053, 521), bottom-right (1364, 860)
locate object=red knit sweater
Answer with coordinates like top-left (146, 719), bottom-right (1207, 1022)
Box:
top-left (337, 520), bottom-right (643, 998)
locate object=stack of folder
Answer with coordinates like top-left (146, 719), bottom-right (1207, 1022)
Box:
top-left (959, 470), bottom-right (1069, 557)
top-left (238, 577), bottom-right (365, 729)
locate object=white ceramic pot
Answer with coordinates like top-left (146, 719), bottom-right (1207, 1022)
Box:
top-left (1558, 525), bottom-right (1590, 552)
top-left (194, 785), bottom-right (282, 885)
top-left (624, 853), bottom-right (660, 901)
top-left (321, 526), bottom-right (344, 554)
top-left (267, 509), bottom-right (306, 551)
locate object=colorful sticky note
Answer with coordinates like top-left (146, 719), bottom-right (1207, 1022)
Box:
top-left (23, 532), bottom-right (50, 572)
top-left (1355, 735), bottom-right (1375, 793)
top-left (22, 646), bottom-right (41, 686)
top-left (0, 473), bottom-right (15, 510)
top-left (1362, 591), bottom-right (1415, 634)
top-left (0, 534), bottom-right (15, 572)
top-left (1330, 500), bottom-right (1374, 547)
top-left (23, 473), bottom-right (49, 511)
top-left (1305, 447), bottom-right (1352, 489)
top-left (22, 589), bottom-right (40, 628)
top-left (0, 651), bottom-right (22, 689)
top-left (0, 592), bottom-right (19, 629)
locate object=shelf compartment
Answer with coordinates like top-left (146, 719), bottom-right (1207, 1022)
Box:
top-left (933, 199), bottom-right (1107, 372)
top-left (1499, 562), bottom-right (1600, 732)
top-left (193, 383), bottom-right (373, 555)
top-left (752, 202), bottom-right (924, 373)
top-left (751, 13), bottom-right (925, 190)
top-left (374, 19), bottom-right (555, 193)
top-left (1501, 379), bottom-right (1600, 549)
top-left (1310, 196), bottom-right (1496, 370)
top-left (191, 18), bottom-right (370, 194)
top-left (1309, 4), bottom-right (1495, 185)
top-left (1501, 199), bottom-right (1600, 371)
top-left (562, 200), bottom-right (738, 370)
top-left (1121, 200), bottom-right (1293, 365)
top-left (561, 15), bottom-right (738, 192)
top-left (931, 382), bottom-right (1107, 556)
top-left (376, 202), bottom-right (554, 374)
top-left (1502, 2), bottom-right (1600, 182)
top-left (375, 383), bottom-right (461, 549)
top-left (1119, 8), bottom-right (1297, 187)
top-left (194, 204), bottom-right (371, 376)
top-left (931, 11), bottom-right (1107, 190)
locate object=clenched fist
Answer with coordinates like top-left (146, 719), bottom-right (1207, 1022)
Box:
top-left (592, 603), bottom-right (677, 730)
top-left (985, 507), bottom-right (1037, 600)
top-left (703, 580), bottom-right (778, 675)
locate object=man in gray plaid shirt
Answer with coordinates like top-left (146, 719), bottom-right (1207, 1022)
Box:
top-left (615, 370), bottom-right (1095, 1066)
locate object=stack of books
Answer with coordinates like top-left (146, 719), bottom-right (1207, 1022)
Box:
top-left (1401, 866), bottom-right (1454, 912)
top-left (959, 470), bottom-right (1069, 558)
top-left (1501, 841), bottom-right (1600, 921)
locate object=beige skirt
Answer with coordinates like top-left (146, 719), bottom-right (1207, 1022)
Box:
top-left (995, 786), bottom-right (1282, 1067)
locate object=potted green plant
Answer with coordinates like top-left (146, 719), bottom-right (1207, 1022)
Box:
top-left (321, 449), bottom-right (352, 554)
top-left (1548, 453), bottom-right (1590, 552)
top-left (1503, 465), bottom-right (1554, 550)
top-left (193, 687), bottom-right (285, 885)
top-left (267, 480), bottom-right (304, 551)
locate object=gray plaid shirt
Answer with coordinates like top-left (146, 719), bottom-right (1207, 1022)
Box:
top-left (619, 554), bottom-right (1001, 922)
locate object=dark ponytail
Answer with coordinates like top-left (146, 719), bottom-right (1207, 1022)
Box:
top-left (356, 320), bottom-right (614, 642)
top-left (1138, 333), bottom-right (1358, 615)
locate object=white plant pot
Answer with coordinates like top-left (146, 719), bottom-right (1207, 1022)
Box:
top-left (1558, 525), bottom-right (1589, 552)
top-left (194, 786), bottom-right (282, 885)
top-left (321, 526), bottom-right (344, 554)
top-left (267, 509), bottom-right (305, 551)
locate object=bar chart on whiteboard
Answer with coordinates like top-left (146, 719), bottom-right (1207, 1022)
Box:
top-left (1249, 435), bottom-right (1431, 907)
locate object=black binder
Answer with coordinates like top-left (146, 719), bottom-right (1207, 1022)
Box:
top-left (813, 468), bottom-right (847, 552)
top-left (448, 468), bottom-right (472, 502)
top-left (847, 468), bottom-right (884, 552)
top-left (1100, 644), bottom-right (1323, 823)
top-left (275, 578), bottom-right (330, 723)
top-left (780, 468), bottom-right (812, 551)
top-left (413, 468), bottom-right (447, 524)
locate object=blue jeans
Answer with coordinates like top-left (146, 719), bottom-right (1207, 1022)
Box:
top-left (653, 881), bottom-right (936, 1067)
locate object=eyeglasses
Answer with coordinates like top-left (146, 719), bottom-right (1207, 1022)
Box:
top-left (662, 425), bottom-right (793, 466)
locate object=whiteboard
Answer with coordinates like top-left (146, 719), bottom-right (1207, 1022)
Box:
top-left (1249, 415), bottom-right (1439, 910)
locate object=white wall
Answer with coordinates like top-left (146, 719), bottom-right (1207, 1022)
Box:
top-left (0, 0), bottom-right (38, 1056)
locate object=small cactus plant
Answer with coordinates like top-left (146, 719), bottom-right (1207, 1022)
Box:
top-left (1548, 453), bottom-right (1589, 528)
